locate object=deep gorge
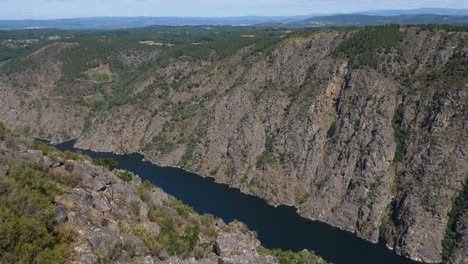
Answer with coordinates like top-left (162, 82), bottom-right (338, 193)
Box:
top-left (0, 25), bottom-right (467, 263)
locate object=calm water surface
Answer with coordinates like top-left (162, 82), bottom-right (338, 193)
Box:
top-left (55, 141), bottom-right (414, 264)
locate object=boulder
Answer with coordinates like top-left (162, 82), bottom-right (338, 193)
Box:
top-left (220, 251), bottom-right (276, 264)
top-left (214, 232), bottom-right (259, 256)
top-left (87, 227), bottom-right (123, 258)
top-left (54, 204), bottom-right (68, 223)
top-left (121, 233), bottom-right (150, 257)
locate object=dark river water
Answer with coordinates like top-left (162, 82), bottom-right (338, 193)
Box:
top-left (55, 140), bottom-right (414, 264)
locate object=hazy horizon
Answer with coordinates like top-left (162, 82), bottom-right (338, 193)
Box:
top-left (0, 0), bottom-right (467, 20)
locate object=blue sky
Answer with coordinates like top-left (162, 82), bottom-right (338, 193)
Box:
top-left (1, 0), bottom-right (467, 19)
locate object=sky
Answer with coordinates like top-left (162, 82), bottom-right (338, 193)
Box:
top-left (0, 0), bottom-right (467, 19)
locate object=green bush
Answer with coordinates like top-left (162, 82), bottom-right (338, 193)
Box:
top-left (31, 141), bottom-right (64, 161)
top-left (93, 158), bottom-right (118, 171)
top-left (127, 180), bottom-right (215, 259)
top-left (256, 152), bottom-right (269, 169)
top-left (442, 177), bottom-right (468, 261)
top-left (135, 180), bottom-right (157, 202)
top-left (117, 171), bottom-right (133, 183)
top-left (0, 162), bottom-right (67, 263)
top-left (126, 206), bottom-right (202, 258)
top-left (257, 246), bottom-right (325, 264)
top-left (157, 222), bottom-right (200, 257)
top-left (63, 150), bottom-right (82, 161)
top-left (256, 131), bottom-right (275, 169)
top-left (392, 104), bottom-right (410, 162)
top-left (35, 244), bottom-right (68, 264)
top-left (209, 166), bottom-right (219, 176)
top-left (327, 121), bottom-right (337, 138)
top-left (32, 141), bottom-right (52, 156)
top-left (51, 169), bottom-right (81, 188)
top-left (0, 122), bottom-right (8, 137)
top-left (169, 197), bottom-right (196, 217)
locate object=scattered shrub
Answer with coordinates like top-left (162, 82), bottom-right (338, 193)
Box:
top-left (257, 246), bottom-right (325, 264)
top-left (50, 168), bottom-right (81, 188)
top-left (64, 161), bottom-right (75, 172)
top-left (256, 153), bottom-right (269, 169)
top-left (169, 197), bottom-right (196, 217)
top-left (31, 141), bottom-right (63, 161)
top-left (93, 158), bottom-right (118, 171)
top-left (392, 104), bottom-right (410, 162)
top-left (442, 177), bottom-right (468, 261)
top-left (327, 121), bottom-right (337, 138)
top-left (117, 171), bottom-right (133, 183)
top-left (0, 122), bottom-right (7, 137)
top-left (0, 162), bottom-right (67, 263)
top-left (5, 136), bottom-right (18, 150)
top-left (136, 180), bottom-right (155, 202)
top-left (129, 200), bottom-right (141, 216)
top-left (63, 150), bottom-right (82, 161)
top-left (209, 166), bottom-right (219, 176)
top-left (32, 141), bottom-right (52, 156)
top-left (256, 131), bottom-right (275, 169)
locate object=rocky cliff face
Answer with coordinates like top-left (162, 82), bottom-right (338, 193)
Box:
top-left (0, 26), bottom-right (467, 263)
top-left (0, 125), bottom-right (324, 263)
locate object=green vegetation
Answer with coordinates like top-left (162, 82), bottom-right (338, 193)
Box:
top-left (224, 167), bottom-right (235, 178)
top-left (0, 161), bottom-right (67, 263)
top-left (442, 176), bottom-right (467, 261)
top-left (256, 130), bottom-right (275, 169)
top-left (0, 122), bottom-right (7, 136)
top-left (83, 116), bottom-right (93, 133)
top-left (0, 122), bottom-right (328, 263)
top-left (426, 54), bottom-right (468, 91)
top-left (32, 140), bottom-right (54, 155)
top-left (0, 122), bottom-right (16, 138)
top-left (296, 193), bottom-right (312, 205)
top-left (86, 65), bottom-right (112, 83)
top-left (415, 24), bottom-right (468, 33)
top-left (84, 93), bottom-right (106, 109)
top-left (392, 104), bottom-right (410, 162)
top-left (333, 25), bottom-right (402, 68)
top-left (327, 121), bottom-right (337, 138)
top-left (209, 166), bottom-right (219, 176)
top-left (31, 141), bottom-right (82, 163)
top-left (130, 182), bottom-right (218, 259)
top-left (256, 152), bottom-right (269, 169)
top-left (146, 132), bottom-right (177, 156)
top-left (0, 26), bottom-right (284, 114)
top-left (0, 28), bottom-right (75, 62)
top-left (117, 171), bottom-right (133, 183)
top-left (298, 15), bottom-right (468, 29)
top-left (257, 246), bottom-right (325, 264)
top-left (93, 158), bottom-right (118, 171)
top-left (180, 122), bottom-right (208, 167)
top-left (31, 141), bottom-right (71, 161)
top-left (62, 150), bottom-right (82, 161)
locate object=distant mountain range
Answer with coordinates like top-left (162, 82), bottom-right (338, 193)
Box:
top-left (0, 16), bottom-right (308, 30)
top-left (0, 8), bottom-right (467, 30)
top-left (354, 8), bottom-right (468, 16)
top-left (288, 14), bottom-right (468, 28)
